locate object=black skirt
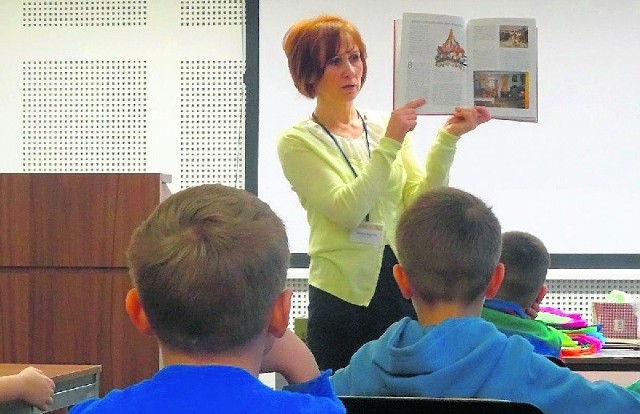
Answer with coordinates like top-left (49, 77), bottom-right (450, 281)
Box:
top-left (306, 245), bottom-right (417, 372)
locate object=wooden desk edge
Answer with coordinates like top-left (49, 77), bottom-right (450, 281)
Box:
top-left (0, 364), bottom-right (101, 383)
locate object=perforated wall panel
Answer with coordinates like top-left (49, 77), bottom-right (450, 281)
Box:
top-left (10, 1), bottom-right (246, 188)
top-left (181, 0), bottom-right (245, 26)
top-left (22, 60), bottom-right (147, 172)
top-left (180, 60), bottom-right (246, 189)
top-left (546, 279), bottom-right (640, 324)
top-left (285, 277), bottom-right (640, 330)
top-left (286, 278), bottom-right (310, 331)
top-left (23, 0), bottom-right (147, 27)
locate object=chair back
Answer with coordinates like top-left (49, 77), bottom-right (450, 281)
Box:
top-left (339, 396), bottom-right (544, 413)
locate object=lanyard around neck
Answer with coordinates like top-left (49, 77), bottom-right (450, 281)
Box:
top-left (311, 110), bottom-right (370, 178)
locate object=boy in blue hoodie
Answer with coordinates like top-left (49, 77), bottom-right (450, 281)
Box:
top-left (481, 231), bottom-right (570, 357)
top-left (70, 184), bottom-right (345, 414)
top-left (329, 187), bottom-right (640, 413)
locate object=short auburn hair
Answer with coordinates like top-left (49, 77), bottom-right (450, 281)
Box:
top-left (282, 14), bottom-right (368, 98)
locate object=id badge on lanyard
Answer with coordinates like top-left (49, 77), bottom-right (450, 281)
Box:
top-left (350, 221), bottom-right (384, 245)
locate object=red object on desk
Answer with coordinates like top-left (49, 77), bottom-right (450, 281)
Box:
top-left (592, 302), bottom-right (639, 339)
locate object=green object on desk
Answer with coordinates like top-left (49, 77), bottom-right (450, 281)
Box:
top-left (294, 317), bottom-right (308, 344)
top-left (536, 311), bottom-right (573, 325)
top-left (605, 290), bottom-right (631, 303)
top-left (627, 379), bottom-right (640, 394)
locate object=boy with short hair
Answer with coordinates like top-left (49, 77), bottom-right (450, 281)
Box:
top-left (329, 187), bottom-right (640, 413)
top-left (481, 231), bottom-right (570, 357)
top-left (70, 184), bottom-right (345, 413)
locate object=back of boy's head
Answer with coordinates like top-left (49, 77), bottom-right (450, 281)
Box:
top-left (126, 184), bottom-right (290, 354)
top-left (396, 187), bottom-right (502, 304)
top-left (495, 231), bottom-right (550, 310)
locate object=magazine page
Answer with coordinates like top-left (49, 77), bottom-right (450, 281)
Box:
top-left (394, 13), bottom-right (471, 115)
top-left (467, 18), bottom-right (538, 122)
top-left (392, 18), bottom-right (402, 110)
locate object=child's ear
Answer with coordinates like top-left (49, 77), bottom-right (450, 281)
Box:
top-left (125, 288), bottom-right (155, 337)
top-left (485, 262), bottom-right (505, 299)
top-left (535, 284), bottom-right (548, 305)
top-left (267, 288), bottom-right (292, 338)
top-left (393, 264), bottom-right (414, 299)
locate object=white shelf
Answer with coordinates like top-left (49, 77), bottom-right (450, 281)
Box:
top-left (546, 269), bottom-right (640, 280)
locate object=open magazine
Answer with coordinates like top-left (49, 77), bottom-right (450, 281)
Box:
top-left (393, 13), bottom-right (538, 122)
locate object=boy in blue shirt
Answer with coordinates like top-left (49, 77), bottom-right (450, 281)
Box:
top-left (481, 231), bottom-right (570, 357)
top-left (329, 187), bottom-right (640, 413)
top-left (70, 184), bottom-right (344, 414)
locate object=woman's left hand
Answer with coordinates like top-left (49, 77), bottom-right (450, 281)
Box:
top-left (442, 106), bottom-right (492, 137)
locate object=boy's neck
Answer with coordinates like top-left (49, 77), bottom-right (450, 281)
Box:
top-left (158, 340), bottom-right (264, 377)
top-left (413, 298), bottom-right (485, 327)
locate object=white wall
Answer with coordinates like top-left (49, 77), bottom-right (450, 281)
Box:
top-left (258, 0), bottom-right (640, 255)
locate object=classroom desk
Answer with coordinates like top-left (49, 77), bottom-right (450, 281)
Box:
top-left (564, 348), bottom-right (640, 371)
top-left (0, 364), bottom-right (101, 414)
top-left (564, 348), bottom-right (640, 387)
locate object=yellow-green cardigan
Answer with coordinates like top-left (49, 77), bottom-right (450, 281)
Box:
top-left (277, 111), bottom-right (459, 306)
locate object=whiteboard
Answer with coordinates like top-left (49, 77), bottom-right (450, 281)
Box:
top-left (258, 0), bottom-right (640, 259)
